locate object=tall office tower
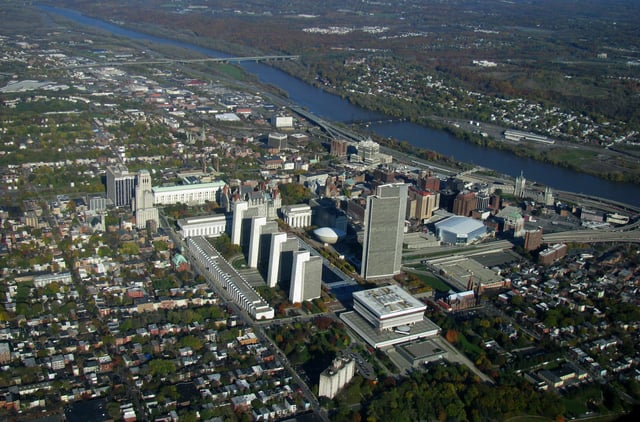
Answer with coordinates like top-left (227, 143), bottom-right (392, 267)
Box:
top-left (134, 169), bottom-right (159, 229)
top-left (248, 216), bottom-right (267, 269)
top-left (438, 189), bottom-right (458, 212)
top-left (267, 233), bottom-right (299, 288)
top-left (453, 191), bottom-right (477, 217)
top-left (289, 251), bottom-right (322, 303)
top-left (106, 165), bottom-right (136, 207)
top-left (231, 201), bottom-right (249, 245)
top-left (267, 233), bottom-right (288, 288)
top-left (330, 139), bottom-right (348, 157)
top-left (544, 186), bottom-right (554, 207)
top-left (360, 183), bottom-right (408, 280)
top-left (256, 220), bottom-right (279, 275)
top-left (514, 171), bottom-right (526, 198)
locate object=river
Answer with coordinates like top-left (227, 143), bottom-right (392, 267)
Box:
top-left (39, 5), bottom-right (640, 207)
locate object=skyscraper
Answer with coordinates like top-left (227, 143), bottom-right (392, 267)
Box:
top-left (134, 169), bottom-right (159, 230)
top-left (289, 251), bottom-right (322, 303)
top-left (267, 233), bottom-right (299, 288)
top-left (360, 183), bottom-right (408, 280)
top-left (106, 165), bottom-right (136, 207)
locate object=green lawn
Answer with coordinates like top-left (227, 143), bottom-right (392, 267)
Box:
top-left (410, 272), bottom-right (452, 292)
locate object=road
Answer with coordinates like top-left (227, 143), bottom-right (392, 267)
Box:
top-left (403, 239), bottom-right (515, 265)
top-left (158, 212), bottom-right (329, 421)
top-left (541, 229), bottom-right (640, 244)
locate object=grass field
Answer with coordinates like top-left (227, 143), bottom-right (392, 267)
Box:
top-left (405, 270), bottom-right (451, 292)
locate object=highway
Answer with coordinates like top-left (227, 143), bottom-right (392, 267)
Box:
top-left (291, 106), bottom-right (459, 176)
top-left (542, 228), bottom-right (640, 244)
top-left (67, 55), bottom-right (299, 68)
top-left (403, 239), bottom-right (515, 265)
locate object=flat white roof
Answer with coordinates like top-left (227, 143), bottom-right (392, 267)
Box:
top-left (153, 180), bottom-right (225, 193)
top-left (353, 285), bottom-right (426, 319)
top-left (435, 216), bottom-right (485, 236)
top-left (178, 214), bottom-right (227, 226)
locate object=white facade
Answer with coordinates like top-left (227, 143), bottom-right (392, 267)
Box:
top-left (358, 139), bottom-right (380, 165)
top-left (514, 171), bottom-right (526, 198)
top-left (289, 251), bottom-right (322, 304)
top-left (152, 181), bottom-right (225, 206)
top-left (178, 215), bottom-right (228, 238)
top-left (187, 236), bottom-right (274, 320)
top-left (134, 169), bottom-right (159, 229)
top-left (231, 200), bottom-right (249, 245)
top-left (34, 272), bottom-right (73, 288)
top-left (352, 285), bottom-right (426, 331)
top-left (318, 357), bottom-right (355, 399)
top-left (289, 251), bottom-right (310, 303)
top-left (280, 204), bottom-right (312, 228)
top-left (248, 216), bottom-right (267, 269)
top-left (106, 165), bottom-right (135, 207)
top-left (267, 232), bottom-right (287, 288)
top-left (272, 116), bottom-right (293, 129)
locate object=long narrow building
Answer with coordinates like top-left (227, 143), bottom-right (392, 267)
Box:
top-left (187, 236), bottom-right (274, 320)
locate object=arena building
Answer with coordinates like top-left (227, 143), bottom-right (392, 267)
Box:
top-left (434, 216), bottom-right (486, 245)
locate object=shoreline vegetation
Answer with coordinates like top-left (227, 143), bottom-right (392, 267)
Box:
top-left (41, 4), bottom-right (640, 184)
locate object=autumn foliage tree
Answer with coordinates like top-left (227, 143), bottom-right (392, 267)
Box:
top-left (445, 329), bottom-right (459, 344)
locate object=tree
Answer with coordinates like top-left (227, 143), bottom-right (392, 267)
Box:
top-left (149, 359), bottom-right (176, 378)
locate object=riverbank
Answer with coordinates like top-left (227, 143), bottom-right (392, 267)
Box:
top-left (42, 4), bottom-right (640, 184)
top-left (37, 4), bottom-right (640, 206)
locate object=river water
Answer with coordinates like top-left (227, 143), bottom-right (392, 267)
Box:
top-left (39, 5), bottom-right (640, 206)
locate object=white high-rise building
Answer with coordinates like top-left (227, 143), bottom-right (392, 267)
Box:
top-left (267, 232), bottom-right (288, 288)
top-left (318, 356), bottom-right (355, 399)
top-left (289, 251), bottom-right (322, 303)
top-left (266, 233), bottom-right (299, 289)
top-left (231, 201), bottom-right (250, 246)
top-left (360, 183), bottom-right (408, 280)
top-left (106, 165), bottom-right (135, 207)
top-left (514, 171), bottom-right (526, 198)
top-left (248, 216), bottom-right (267, 269)
top-left (134, 169), bottom-right (159, 229)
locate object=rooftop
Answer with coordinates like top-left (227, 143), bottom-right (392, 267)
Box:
top-left (435, 216), bottom-right (485, 235)
top-left (153, 180), bottom-right (226, 193)
top-left (353, 285), bottom-right (426, 318)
